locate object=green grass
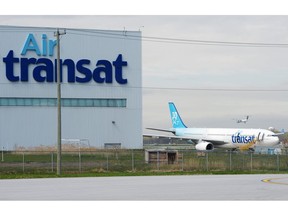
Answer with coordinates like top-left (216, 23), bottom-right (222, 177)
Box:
top-left (1, 170), bottom-right (288, 179)
top-left (1, 150), bottom-right (288, 179)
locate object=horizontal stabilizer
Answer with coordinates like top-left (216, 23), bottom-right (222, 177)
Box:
top-left (146, 127), bottom-right (175, 134)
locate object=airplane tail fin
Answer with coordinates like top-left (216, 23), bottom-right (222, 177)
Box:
top-left (168, 102), bottom-right (187, 128)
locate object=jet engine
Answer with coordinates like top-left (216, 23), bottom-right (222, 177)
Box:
top-left (195, 141), bottom-right (214, 151)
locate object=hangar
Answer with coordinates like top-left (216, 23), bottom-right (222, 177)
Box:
top-left (0, 25), bottom-right (142, 149)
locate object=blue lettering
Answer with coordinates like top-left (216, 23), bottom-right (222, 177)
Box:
top-left (21, 33), bottom-right (57, 56)
top-left (42, 34), bottom-right (47, 56)
top-left (231, 135), bottom-right (235, 143)
top-left (33, 58), bottom-right (54, 82)
top-left (76, 59), bottom-right (92, 83)
top-left (237, 134), bottom-right (241, 143)
top-left (54, 59), bottom-right (62, 83)
top-left (49, 40), bottom-right (57, 56)
top-left (93, 60), bottom-right (113, 83)
top-left (232, 132), bottom-right (256, 144)
top-left (20, 57), bottom-right (37, 81)
top-left (63, 59), bottom-right (75, 83)
top-left (2, 50), bottom-right (129, 84)
top-left (21, 34), bottom-right (41, 56)
top-left (113, 54), bottom-right (127, 84)
top-left (3, 50), bottom-right (19, 81)
top-left (4, 33), bottom-right (129, 84)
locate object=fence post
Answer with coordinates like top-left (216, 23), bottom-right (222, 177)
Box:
top-left (277, 153), bottom-right (280, 172)
top-left (1, 146), bottom-right (4, 162)
top-left (157, 151), bottom-right (159, 170)
top-left (79, 148), bottom-right (82, 173)
top-left (229, 150), bottom-right (232, 171)
top-left (22, 152), bottom-right (25, 173)
top-left (131, 149), bottom-right (134, 171)
top-left (250, 151), bottom-right (253, 172)
top-left (206, 152), bottom-right (209, 171)
top-left (51, 152), bottom-right (54, 172)
top-left (181, 153), bottom-right (184, 171)
top-left (106, 153), bottom-right (109, 171)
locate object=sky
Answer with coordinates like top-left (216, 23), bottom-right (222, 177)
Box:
top-left (1, 2), bottom-right (288, 214)
top-left (0, 15), bottom-right (288, 133)
top-left (1, 2), bottom-right (288, 134)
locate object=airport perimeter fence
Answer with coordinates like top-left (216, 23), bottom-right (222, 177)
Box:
top-left (1, 149), bottom-right (288, 175)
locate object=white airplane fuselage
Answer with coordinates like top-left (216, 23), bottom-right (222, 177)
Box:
top-left (146, 102), bottom-right (281, 151)
top-left (174, 127), bottom-right (279, 149)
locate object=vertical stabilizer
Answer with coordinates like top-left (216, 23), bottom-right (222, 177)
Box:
top-left (168, 102), bottom-right (187, 128)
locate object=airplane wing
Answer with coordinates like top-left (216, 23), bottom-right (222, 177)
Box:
top-left (272, 132), bottom-right (285, 136)
top-left (143, 133), bottom-right (227, 146)
top-left (270, 129), bottom-right (285, 136)
top-left (144, 127), bottom-right (228, 146)
top-left (144, 133), bottom-right (196, 141)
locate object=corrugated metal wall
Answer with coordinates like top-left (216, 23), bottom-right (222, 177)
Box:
top-left (0, 26), bottom-right (142, 149)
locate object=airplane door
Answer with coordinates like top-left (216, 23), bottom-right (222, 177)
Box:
top-left (257, 132), bottom-right (260, 141)
top-left (257, 132), bottom-right (265, 141)
top-left (261, 133), bottom-right (265, 141)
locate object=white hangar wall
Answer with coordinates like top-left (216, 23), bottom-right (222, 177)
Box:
top-left (0, 26), bottom-right (142, 149)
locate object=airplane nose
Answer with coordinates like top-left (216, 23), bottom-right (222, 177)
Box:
top-left (263, 135), bottom-right (279, 146)
top-left (273, 136), bottom-right (280, 145)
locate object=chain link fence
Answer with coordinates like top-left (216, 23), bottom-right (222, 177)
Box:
top-left (1, 149), bottom-right (288, 174)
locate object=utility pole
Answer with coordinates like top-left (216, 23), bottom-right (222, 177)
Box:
top-left (55, 28), bottom-right (66, 175)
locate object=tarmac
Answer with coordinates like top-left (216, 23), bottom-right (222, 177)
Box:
top-left (1, 174), bottom-right (288, 200)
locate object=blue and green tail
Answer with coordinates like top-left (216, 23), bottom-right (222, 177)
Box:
top-left (168, 102), bottom-right (187, 128)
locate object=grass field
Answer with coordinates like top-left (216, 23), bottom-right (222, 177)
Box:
top-left (1, 149), bottom-right (288, 178)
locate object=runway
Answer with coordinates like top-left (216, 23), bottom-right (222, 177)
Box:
top-left (0, 174), bottom-right (288, 200)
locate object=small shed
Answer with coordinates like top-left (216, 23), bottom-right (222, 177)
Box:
top-left (145, 149), bottom-right (180, 164)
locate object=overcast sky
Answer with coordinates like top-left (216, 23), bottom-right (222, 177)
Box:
top-left (0, 15), bottom-right (288, 132)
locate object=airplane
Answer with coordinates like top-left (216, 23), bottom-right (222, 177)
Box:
top-left (145, 102), bottom-right (281, 151)
top-left (235, 116), bottom-right (249, 124)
